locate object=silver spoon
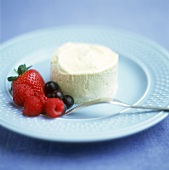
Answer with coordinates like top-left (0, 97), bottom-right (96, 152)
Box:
top-left (63, 98), bottom-right (169, 116)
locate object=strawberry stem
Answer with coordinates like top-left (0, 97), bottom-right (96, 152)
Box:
top-left (7, 76), bottom-right (18, 81)
top-left (17, 64), bottom-right (32, 75)
top-left (7, 64), bottom-right (32, 82)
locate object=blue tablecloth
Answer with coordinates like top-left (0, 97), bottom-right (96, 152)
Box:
top-left (1, 0), bottom-right (169, 170)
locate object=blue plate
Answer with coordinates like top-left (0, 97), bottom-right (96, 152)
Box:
top-left (0, 26), bottom-right (169, 142)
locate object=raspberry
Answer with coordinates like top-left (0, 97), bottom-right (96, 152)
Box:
top-left (13, 83), bottom-right (35, 106)
top-left (23, 96), bottom-right (43, 116)
top-left (44, 98), bottom-right (65, 118)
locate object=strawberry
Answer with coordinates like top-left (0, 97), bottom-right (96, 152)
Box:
top-left (8, 64), bottom-right (45, 94)
top-left (23, 96), bottom-right (43, 116)
top-left (33, 91), bottom-right (47, 105)
top-left (44, 98), bottom-right (65, 118)
top-left (13, 83), bottom-right (35, 106)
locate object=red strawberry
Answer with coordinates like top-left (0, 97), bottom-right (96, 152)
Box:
top-left (33, 91), bottom-right (47, 105)
top-left (44, 98), bottom-right (65, 118)
top-left (8, 64), bottom-right (45, 94)
top-left (13, 83), bottom-right (35, 106)
top-left (23, 96), bottom-right (43, 116)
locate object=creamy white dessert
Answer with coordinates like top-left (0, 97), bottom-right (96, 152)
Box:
top-left (50, 42), bottom-right (118, 103)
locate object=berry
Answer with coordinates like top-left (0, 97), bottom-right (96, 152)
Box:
top-left (33, 91), bottom-right (47, 104)
top-left (44, 81), bottom-right (59, 95)
top-left (46, 93), bottom-right (52, 98)
top-left (64, 104), bottom-right (67, 112)
top-left (46, 90), bottom-right (64, 100)
top-left (7, 64), bottom-right (75, 119)
top-left (8, 64), bottom-right (45, 94)
top-left (23, 96), bottom-right (43, 116)
top-left (63, 95), bottom-right (74, 109)
top-left (52, 90), bottom-right (64, 100)
top-left (44, 98), bottom-right (65, 118)
top-left (13, 84), bottom-right (35, 106)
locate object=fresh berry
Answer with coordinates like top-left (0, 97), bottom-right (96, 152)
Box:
top-left (64, 104), bottom-right (67, 112)
top-left (13, 83), bottom-right (35, 106)
top-left (33, 91), bottom-right (47, 104)
top-left (46, 90), bottom-right (63, 100)
top-left (8, 64), bottom-right (45, 94)
top-left (50, 90), bottom-right (64, 100)
top-left (44, 81), bottom-right (59, 95)
top-left (46, 93), bottom-right (52, 98)
top-left (44, 98), bottom-right (65, 118)
top-left (23, 96), bottom-right (43, 116)
top-left (7, 65), bottom-right (75, 118)
top-left (63, 95), bottom-right (74, 109)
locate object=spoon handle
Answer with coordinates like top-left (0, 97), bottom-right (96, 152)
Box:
top-left (63, 98), bottom-right (169, 116)
top-left (110, 100), bottom-right (169, 111)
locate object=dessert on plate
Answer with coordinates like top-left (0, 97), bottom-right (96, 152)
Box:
top-left (50, 42), bottom-right (118, 103)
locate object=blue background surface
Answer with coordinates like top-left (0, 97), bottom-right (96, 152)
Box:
top-left (0, 0), bottom-right (169, 170)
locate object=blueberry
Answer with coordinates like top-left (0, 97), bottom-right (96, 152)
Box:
top-left (44, 81), bottom-right (59, 95)
top-left (51, 90), bottom-right (64, 100)
top-left (64, 104), bottom-right (67, 112)
top-left (63, 95), bottom-right (74, 109)
top-left (46, 93), bottom-right (52, 98)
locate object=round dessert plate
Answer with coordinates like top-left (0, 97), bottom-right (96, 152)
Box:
top-left (0, 26), bottom-right (169, 142)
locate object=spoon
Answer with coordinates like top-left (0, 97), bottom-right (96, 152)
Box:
top-left (63, 98), bottom-right (169, 116)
